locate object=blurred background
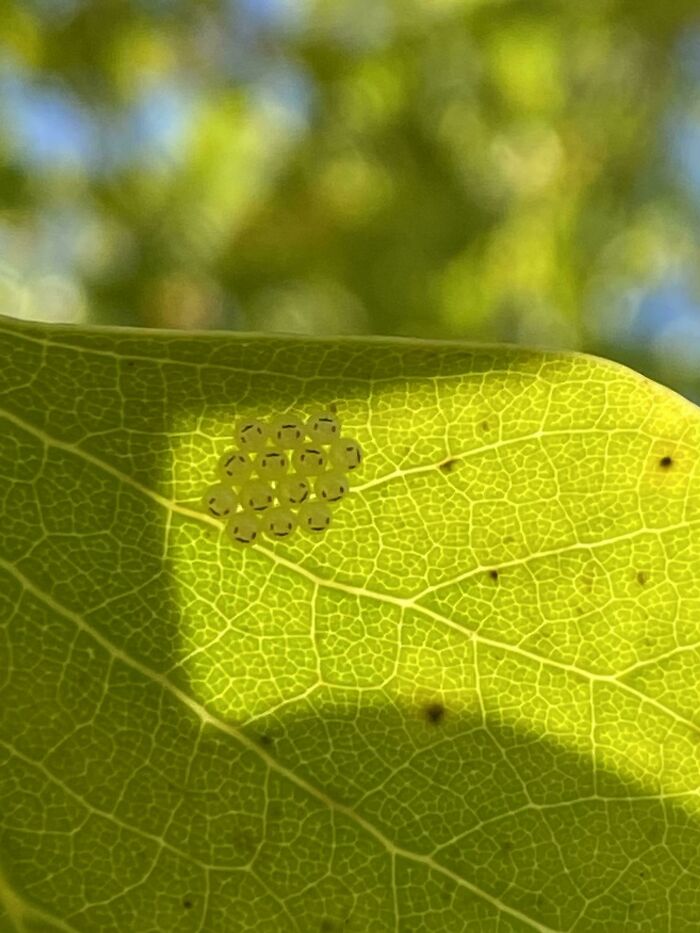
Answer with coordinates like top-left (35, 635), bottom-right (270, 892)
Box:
top-left (1, 0), bottom-right (700, 399)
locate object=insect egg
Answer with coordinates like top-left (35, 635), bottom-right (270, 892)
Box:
top-left (275, 476), bottom-right (310, 507)
top-left (240, 479), bottom-right (275, 512)
top-left (218, 450), bottom-right (253, 484)
top-left (263, 507), bottom-right (297, 539)
top-left (202, 484), bottom-right (238, 519)
top-left (236, 419), bottom-right (270, 452)
top-left (293, 446), bottom-right (327, 476)
top-left (314, 471), bottom-right (349, 503)
top-left (227, 510), bottom-right (260, 546)
top-left (256, 450), bottom-right (289, 480)
top-left (306, 412), bottom-right (341, 442)
top-left (329, 438), bottom-right (362, 472)
top-left (270, 417), bottom-right (305, 449)
top-left (298, 500), bottom-right (332, 533)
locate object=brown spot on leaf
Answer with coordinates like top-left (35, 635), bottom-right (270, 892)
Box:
top-left (659, 456), bottom-right (673, 469)
top-left (488, 569), bottom-right (499, 582)
top-left (481, 421), bottom-right (490, 430)
top-left (636, 571), bottom-right (648, 586)
top-left (425, 702), bottom-right (445, 724)
top-left (259, 734), bottom-right (273, 748)
top-left (329, 403), bottom-right (338, 414)
top-left (183, 898), bottom-right (193, 910)
top-left (439, 458), bottom-right (461, 473)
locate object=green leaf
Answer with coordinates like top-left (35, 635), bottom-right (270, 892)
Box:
top-left (1, 315), bottom-right (700, 933)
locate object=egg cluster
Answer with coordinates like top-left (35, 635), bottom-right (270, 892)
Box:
top-left (202, 412), bottom-right (362, 546)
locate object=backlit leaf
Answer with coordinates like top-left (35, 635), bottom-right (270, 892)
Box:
top-left (1, 316), bottom-right (700, 932)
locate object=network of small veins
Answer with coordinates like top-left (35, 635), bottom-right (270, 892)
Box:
top-left (2, 344), bottom-right (687, 932)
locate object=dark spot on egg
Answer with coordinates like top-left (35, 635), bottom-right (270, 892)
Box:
top-left (489, 569), bottom-right (499, 581)
top-left (425, 702), bottom-right (445, 724)
top-left (636, 571), bottom-right (647, 586)
top-left (659, 456), bottom-right (673, 469)
top-left (439, 458), bottom-right (461, 473)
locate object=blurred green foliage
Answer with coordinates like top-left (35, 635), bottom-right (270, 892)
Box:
top-left (1, 0), bottom-right (700, 397)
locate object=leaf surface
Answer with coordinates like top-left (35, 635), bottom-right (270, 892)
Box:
top-left (1, 316), bottom-right (700, 933)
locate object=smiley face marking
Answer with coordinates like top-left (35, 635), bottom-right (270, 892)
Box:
top-left (204, 410), bottom-right (362, 545)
